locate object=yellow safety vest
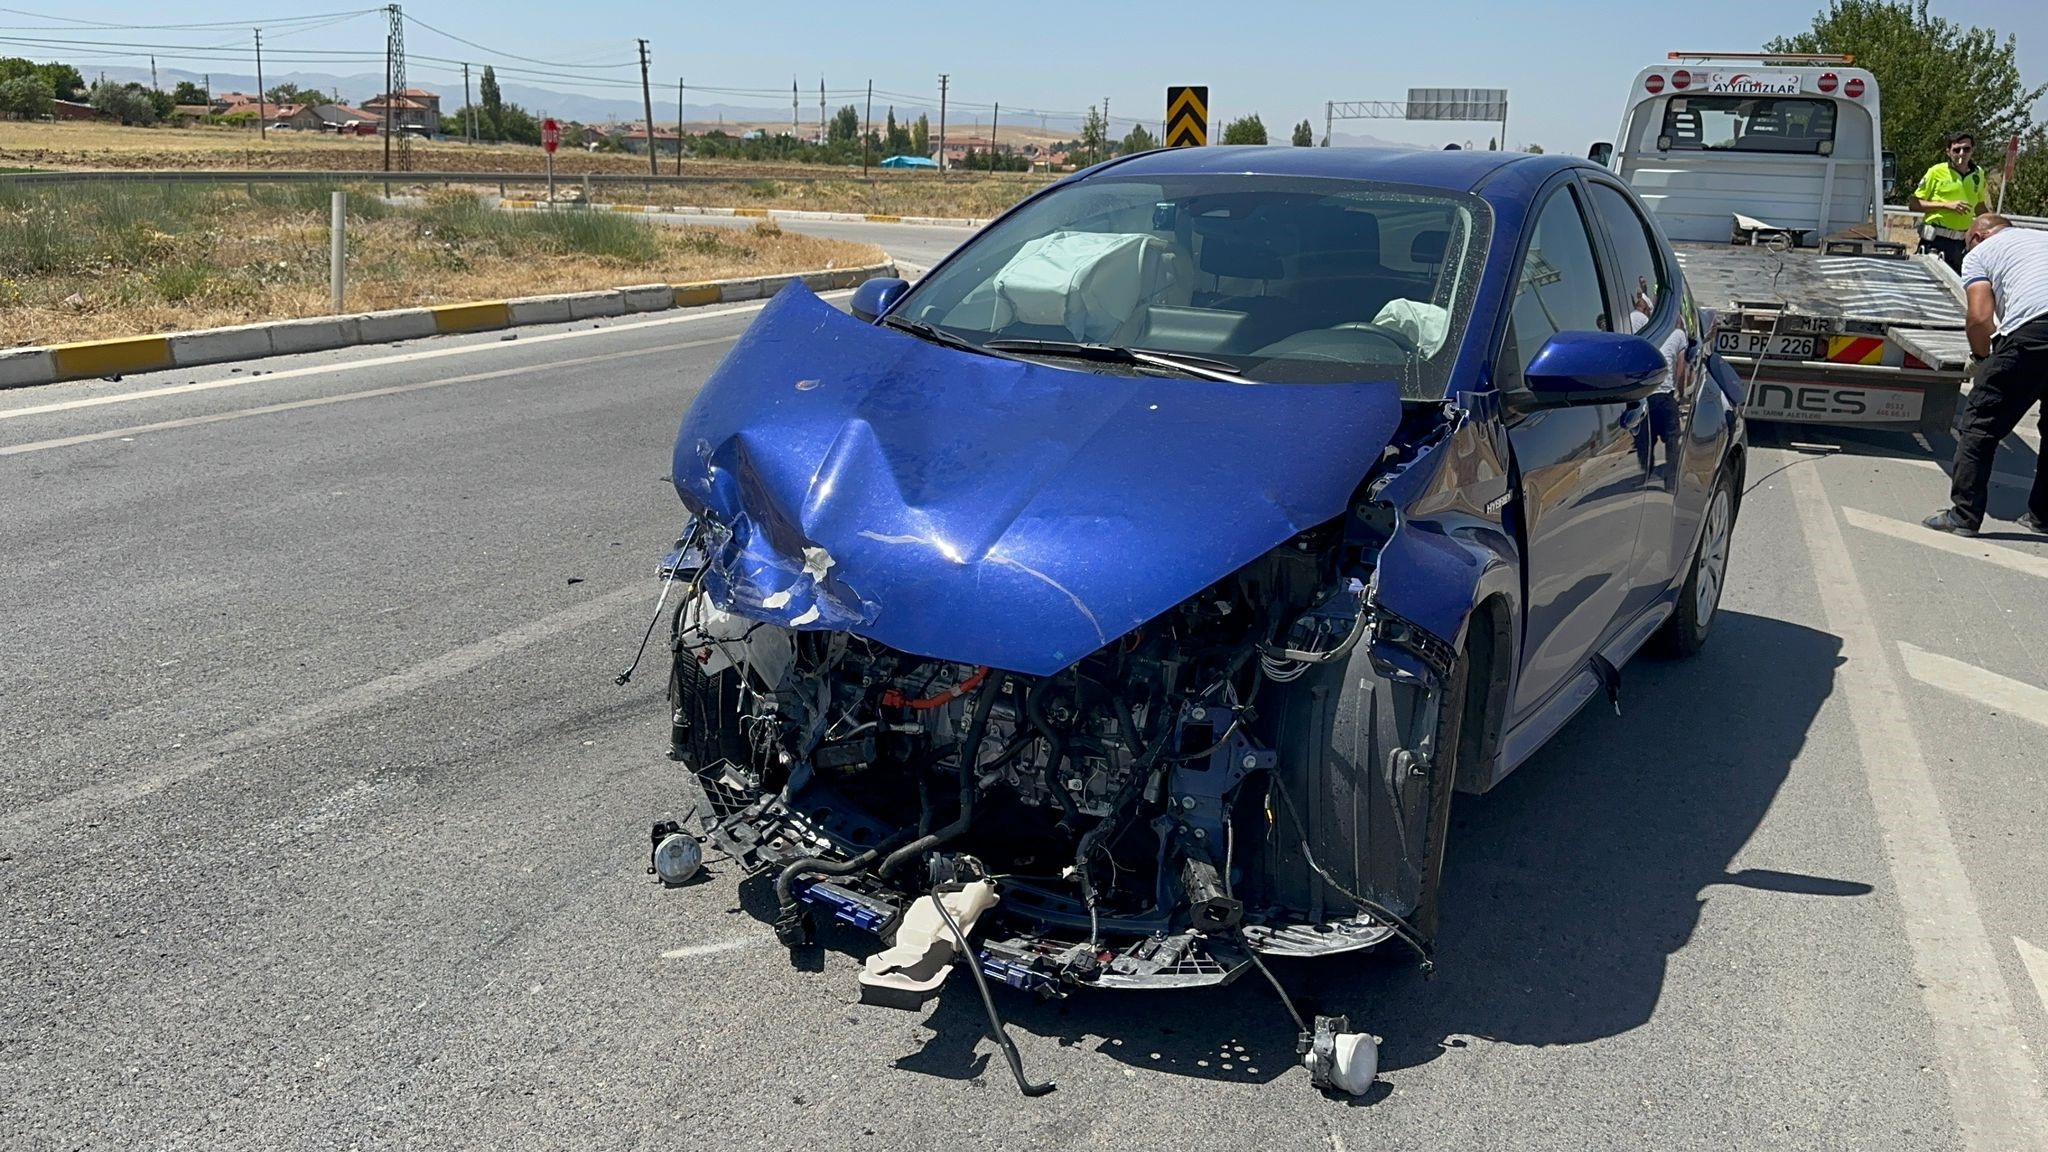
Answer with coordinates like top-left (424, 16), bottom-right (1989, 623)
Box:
top-left (1913, 162), bottom-right (1987, 233)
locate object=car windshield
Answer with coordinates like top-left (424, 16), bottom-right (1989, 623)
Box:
top-left (891, 174), bottom-right (1491, 398)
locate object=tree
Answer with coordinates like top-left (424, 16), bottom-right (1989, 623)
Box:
top-left (497, 103), bottom-right (541, 146)
top-left (171, 80), bottom-right (208, 105)
top-left (265, 82), bottom-right (311, 105)
top-left (884, 107), bottom-right (911, 155)
top-left (1221, 113), bottom-right (1267, 145)
top-left (478, 65), bottom-right (504, 141)
top-left (911, 112), bottom-right (930, 156)
top-left (1768, 0), bottom-right (2044, 196)
top-left (2005, 127), bottom-right (2048, 216)
top-left (0, 74), bottom-right (54, 119)
top-left (41, 62), bottom-right (83, 100)
top-left (829, 104), bottom-right (860, 145)
top-left (1291, 119), bottom-right (1314, 147)
top-left (1119, 122), bottom-right (1157, 154)
top-left (1523, 142), bottom-right (1546, 154)
top-left (89, 82), bottom-right (160, 126)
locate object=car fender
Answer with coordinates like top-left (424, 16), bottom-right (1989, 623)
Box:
top-left (1363, 392), bottom-right (1524, 693)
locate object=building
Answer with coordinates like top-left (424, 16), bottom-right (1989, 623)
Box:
top-left (363, 87), bottom-right (440, 135)
top-left (282, 104), bottom-right (381, 134)
top-left (50, 99), bottom-right (109, 122)
top-left (617, 123), bottom-right (681, 155)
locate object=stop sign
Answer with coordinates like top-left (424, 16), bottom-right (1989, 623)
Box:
top-left (541, 117), bottom-right (560, 154)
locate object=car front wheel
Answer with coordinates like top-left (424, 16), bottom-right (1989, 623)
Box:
top-left (1655, 466), bottom-right (1736, 657)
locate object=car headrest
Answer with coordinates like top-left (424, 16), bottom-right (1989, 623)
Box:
top-left (1198, 234), bottom-right (1283, 280)
top-left (1297, 209), bottom-right (1381, 273)
top-left (1410, 229), bottom-right (1448, 264)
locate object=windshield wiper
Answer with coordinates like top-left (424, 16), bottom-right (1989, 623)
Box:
top-left (879, 315), bottom-right (1012, 359)
top-left (981, 339), bottom-right (1246, 383)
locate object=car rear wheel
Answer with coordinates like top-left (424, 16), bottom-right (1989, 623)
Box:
top-left (1654, 466), bottom-right (1736, 658)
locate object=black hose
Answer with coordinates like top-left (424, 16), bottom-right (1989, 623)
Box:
top-left (772, 827), bottom-right (917, 912)
top-left (1026, 677), bottom-right (1084, 831)
top-left (879, 675), bottom-right (1003, 878)
top-left (928, 877), bottom-right (1055, 1097)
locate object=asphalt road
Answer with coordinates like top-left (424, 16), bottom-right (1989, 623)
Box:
top-left (4, 235), bottom-right (2048, 1150)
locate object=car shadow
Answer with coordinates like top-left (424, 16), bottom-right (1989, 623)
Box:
top-left (888, 609), bottom-right (1859, 1092)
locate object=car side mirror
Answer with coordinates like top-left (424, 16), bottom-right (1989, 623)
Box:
top-left (850, 276), bottom-right (910, 322)
top-left (1881, 150), bottom-right (1898, 188)
top-left (1588, 141), bottom-right (1613, 167)
top-left (1522, 331), bottom-right (1668, 405)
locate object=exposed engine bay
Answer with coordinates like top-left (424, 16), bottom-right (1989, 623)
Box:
top-left (662, 511), bottom-right (1449, 1001)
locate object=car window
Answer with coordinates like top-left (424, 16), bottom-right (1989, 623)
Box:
top-left (1660, 95), bottom-right (1837, 156)
top-left (1500, 185), bottom-right (1610, 390)
top-left (1584, 182), bottom-right (1671, 333)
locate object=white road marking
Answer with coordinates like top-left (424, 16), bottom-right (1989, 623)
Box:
top-left (2018, 937), bottom-right (2048, 1019)
top-left (0, 585), bottom-right (645, 849)
top-left (1899, 643), bottom-right (2048, 730)
top-left (1843, 507), bottom-right (2048, 580)
top-left (0, 337), bottom-right (731, 458)
top-left (660, 938), bottom-right (765, 960)
top-left (1887, 456), bottom-right (2033, 489)
top-left (0, 291), bottom-right (846, 421)
top-left (1790, 464), bottom-right (2048, 1148)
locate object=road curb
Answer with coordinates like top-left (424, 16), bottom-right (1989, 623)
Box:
top-left (0, 261), bottom-right (896, 391)
top-left (494, 200), bottom-right (988, 229)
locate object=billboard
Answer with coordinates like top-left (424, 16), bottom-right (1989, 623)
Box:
top-left (1405, 88), bottom-right (1508, 122)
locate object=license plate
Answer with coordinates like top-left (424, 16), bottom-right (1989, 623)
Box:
top-left (1715, 331), bottom-right (1817, 358)
top-left (1744, 381), bottom-right (1926, 423)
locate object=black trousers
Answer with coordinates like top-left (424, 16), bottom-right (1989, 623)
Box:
top-left (1949, 314), bottom-right (2048, 529)
top-left (1923, 234), bottom-right (1967, 273)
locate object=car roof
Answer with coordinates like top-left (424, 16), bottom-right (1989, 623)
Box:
top-left (1081, 145), bottom-right (1587, 194)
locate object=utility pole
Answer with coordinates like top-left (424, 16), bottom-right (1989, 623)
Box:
top-left (253, 29), bottom-right (265, 139)
top-left (150, 56), bottom-right (158, 92)
top-left (385, 5), bottom-right (408, 171)
top-left (937, 73), bottom-right (948, 176)
top-left (204, 74), bottom-right (210, 105)
top-left (791, 76), bottom-right (798, 139)
top-left (380, 19), bottom-right (391, 169)
top-left (818, 76), bottom-right (825, 147)
top-left (462, 62), bottom-right (473, 143)
top-left (676, 77), bottom-right (684, 175)
top-left (990, 102), bottom-right (999, 169)
top-left (637, 39), bottom-right (657, 177)
top-left (1103, 95), bottom-right (1110, 149)
top-left (862, 80), bottom-right (872, 175)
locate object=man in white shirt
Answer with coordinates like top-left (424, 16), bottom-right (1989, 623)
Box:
top-left (1922, 215), bottom-right (2048, 537)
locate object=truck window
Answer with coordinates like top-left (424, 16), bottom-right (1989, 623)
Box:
top-left (1659, 96), bottom-right (1837, 156)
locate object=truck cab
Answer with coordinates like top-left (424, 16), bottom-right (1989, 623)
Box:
top-left (1593, 52), bottom-right (1967, 435)
top-left (1608, 55), bottom-right (1891, 246)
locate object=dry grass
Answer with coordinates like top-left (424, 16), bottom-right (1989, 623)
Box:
top-left (0, 184), bottom-right (883, 347)
top-left (512, 174), bottom-right (1050, 218)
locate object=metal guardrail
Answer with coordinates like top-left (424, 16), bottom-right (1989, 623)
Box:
top-left (0, 168), bottom-right (1049, 188)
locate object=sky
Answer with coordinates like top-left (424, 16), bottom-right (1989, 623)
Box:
top-left (5, 0), bottom-right (2044, 150)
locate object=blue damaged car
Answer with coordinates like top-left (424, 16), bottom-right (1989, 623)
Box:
top-left (654, 146), bottom-right (1744, 1050)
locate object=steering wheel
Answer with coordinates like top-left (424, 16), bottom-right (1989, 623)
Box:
top-left (1332, 321), bottom-right (1419, 354)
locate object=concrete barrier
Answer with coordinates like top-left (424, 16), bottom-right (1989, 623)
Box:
top-left (1, 261), bottom-right (895, 390)
top-left (618, 284), bottom-right (676, 314)
top-left (356, 309), bottom-right (440, 343)
top-left (50, 336), bottom-right (173, 379)
top-left (0, 347), bottom-right (57, 389)
top-left (506, 295), bottom-right (575, 325)
top-left (168, 323), bottom-right (274, 368)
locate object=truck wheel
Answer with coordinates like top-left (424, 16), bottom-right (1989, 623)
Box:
top-left (1655, 466), bottom-right (1736, 658)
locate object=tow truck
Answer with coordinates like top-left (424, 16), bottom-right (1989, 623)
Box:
top-left (1594, 52), bottom-right (1970, 434)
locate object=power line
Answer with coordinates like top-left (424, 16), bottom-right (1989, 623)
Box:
top-left (0, 6), bottom-right (379, 31)
top-left (401, 13), bottom-right (635, 70)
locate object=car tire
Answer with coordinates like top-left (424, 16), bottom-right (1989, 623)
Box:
top-left (1654, 464), bottom-right (1737, 658)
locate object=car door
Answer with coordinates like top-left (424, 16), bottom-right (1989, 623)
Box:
top-left (1580, 177), bottom-right (1701, 618)
top-left (1498, 178), bottom-right (1654, 724)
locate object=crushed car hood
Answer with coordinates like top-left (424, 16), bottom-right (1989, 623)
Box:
top-left (670, 284), bottom-right (1406, 674)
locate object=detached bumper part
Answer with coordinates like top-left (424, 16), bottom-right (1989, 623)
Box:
top-left (857, 880), bottom-right (999, 1010)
